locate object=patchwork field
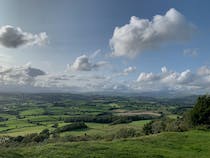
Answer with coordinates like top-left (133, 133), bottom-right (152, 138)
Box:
top-left (0, 93), bottom-right (189, 137)
top-left (0, 93), bottom-right (200, 158)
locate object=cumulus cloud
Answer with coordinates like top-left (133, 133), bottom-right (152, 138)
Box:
top-left (0, 25), bottom-right (48, 48)
top-left (1, 63), bottom-right (210, 94)
top-left (137, 72), bottom-right (159, 82)
top-left (110, 8), bottom-right (195, 57)
top-left (197, 66), bottom-right (210, 75)
top-left (135, 66), bottom-right (210, 92)
top-left (67, 55), bottom-right (108, 71)
top-left (0, 64), bottom-right (46, 86)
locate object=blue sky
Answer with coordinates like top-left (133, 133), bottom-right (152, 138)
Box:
top-left (0, 0), bottom-right (210, 93)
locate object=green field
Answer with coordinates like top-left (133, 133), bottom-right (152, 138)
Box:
top-left (0, 93), bottom-right (200, 157)
top-left (1, 93), bottom-right (177, 137)
top-left (1, 130), bottom-right (209, 158)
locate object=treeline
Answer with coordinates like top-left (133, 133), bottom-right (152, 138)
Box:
top-left (3, 122), bottom-right (88, 145)
top-left (2, 122), bottom-right (142, 145)
top-left (0, 117), bottom-right (8, 122)
top-left (64, 113), bottom-right (160, 125)
top-left (9, 129), bottom-right (50, 143)
top-left (2, 127), bottom-right (141, 146)
top-left (54, 122), bottom-right (88, 133)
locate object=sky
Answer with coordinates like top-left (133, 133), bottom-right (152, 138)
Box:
top-left (0, 0), bottom-right (210, 94)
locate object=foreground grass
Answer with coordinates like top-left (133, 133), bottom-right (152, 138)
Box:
top-left (1, 130), bottom-right (210, 158)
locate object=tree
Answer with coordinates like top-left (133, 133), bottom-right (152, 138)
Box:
top-left (55, 122), bottom-right (88, 133)
top-left (190, 95), bottom-right (210, 125)
top-left (143, 121), bottom-right (153, 135)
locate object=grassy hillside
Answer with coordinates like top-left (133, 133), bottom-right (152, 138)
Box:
top-left (1, 130), bottom-right (210, 158)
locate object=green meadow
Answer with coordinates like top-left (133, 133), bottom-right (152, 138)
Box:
top-left (1, 130), bottom-right (210, 158)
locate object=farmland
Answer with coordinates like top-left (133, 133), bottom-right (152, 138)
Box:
top-left (0, 93), bottom-right (202, 158)
top-left (0, 93), bottom-right (191, 137)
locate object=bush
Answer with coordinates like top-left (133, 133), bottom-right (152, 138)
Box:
top-left (114, 128), bottom-right (138, 139)
top-left (13, 136), bottom-right (24, 142)
top-left (13, 129), bottom-right (50, 143)
top-left (40, 129), bottom-right (50, 136)
top-left (143, 121), bottom-right (154, 135)
top-left (0, 117), bottom-right (8, 122)
top-left (55, 122), bottom-right (88, 133)
top-left (39, 129), bottom-right (50, 141)
top-left (22, 133), bottom-right (38, 143)
top-left (32, 135), bottom-right (46, 142)
top-left (52, 123), bottom-right (58, 128)
top-left (143, 116), bottom-right (190, 135)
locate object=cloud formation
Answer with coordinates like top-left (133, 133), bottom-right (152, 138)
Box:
top-left (110, 8), bottom-right (195, 57)
top-left (0, 25), bottom-right (48, 48)
top-left (0, 64), bottom-right (46, 86)
top-left (68, 55), bottom-right (108, 71)
top-left (135, 66), bottom-right (210, 93)
top-left (123, 66), bottom-right (136, 75)
top-left (35, 65), bottom-right (210, 94)
top-left (0, 63), bottom-right (210, 94)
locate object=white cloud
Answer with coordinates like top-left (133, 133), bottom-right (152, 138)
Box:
top-left (110, 8), bottom-right (195, 57)
top-left (177, 69), bottom-right (192, 83)
top-left (68, 55), bottom-right (108, 71)
top-left (1, 63), bottom-right (210, 94)
top-left (34, 73), bottom-right (113, 92)
top-left (183, 48), bottom-right (198, 57)
top-left (197, 66), bottom-right (210, 75)
top-left (161, 66), bottom-right (167, 73)
top-left (0, 25), bottom-right (48, 48)
top-left (90, 49), bottom-right (101, 59)
top-left (137, 72), bottom-right (159, 82)
top-left (68, 55), bottom-right (92, 71)
top-left (135, 66), bottom-right (210, 93)
top-left (113, 66), bottom-right (137, 77)
top-left (123, 66), bottom-right (136, 75)
top-left (0, 64), bottom-right (46, 86)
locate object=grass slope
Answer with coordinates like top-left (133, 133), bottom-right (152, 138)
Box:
top-left (1, 130), bottom-right (210, 158)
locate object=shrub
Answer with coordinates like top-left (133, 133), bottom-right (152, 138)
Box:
top-left (143, 121), bottom-right (153, 135)
top-left (39, 129), bottom-right (50, 140)
top-left (52, 123), bottom-right (58, 128)
top-left (22, 133), bottom-right (38, 143)
top-left (40, 129), bottom-right (50, 136)
top-left (143, 116), bottom-right (190, 135)
top-left (55, 122), bottom-right (88, 133)
top-left (19, 129), bottom-right (50, 143)
top-left (13, 136), bottom-right (24, 142)
top-left (0, 117), bottom-right (8, 122)
top-left (114, 128), bottom-right (137, 139)
top-left (32, 135), bottom-right (46, 142)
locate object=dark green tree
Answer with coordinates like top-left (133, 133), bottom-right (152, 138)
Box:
top-left (190, 95), bottom-right (210, 125)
